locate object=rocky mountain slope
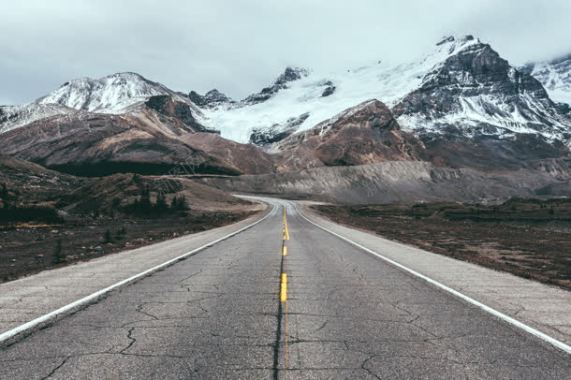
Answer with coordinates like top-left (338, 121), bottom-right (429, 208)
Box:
top-left (0, 74), bottom-right (275, 176)
top-left (38, 72), bottom-right (198, 114)
top-left (0, 73), bottom-right (203, 135)
top-left (0, 155), bottom-right (253, 215)
top-left (0, 155), bottom-right (85, 207)
top-left (522, 53), bottom-right (571, 108)
top-left (392, 36), bottom-right (570, 142)
top-left (0, 103), bottom-right (74, 134)
top-left (274, 100), bottom-right (425, 172)
top-left (0, 99), bottom-right (274, 176)
top-left (198, 36), bottom-right (571, 153)
top-left (199, 160), bottom-right (571, 204)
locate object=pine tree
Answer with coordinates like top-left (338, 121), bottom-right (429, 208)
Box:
top-left (177, 195), bottom-right (189, 211)
top-left (0, 184), bottom-right (7, 199)
top-left (170, 196), bottom-right (180, 210)
top-left (52, 239), bottom-right (65, 264)
top-left (138, 186), bottom-right (151, 212)
top-left (104, 229), bottom-right (113, 243)
top-left (156, 192), bottom-right (168, 212)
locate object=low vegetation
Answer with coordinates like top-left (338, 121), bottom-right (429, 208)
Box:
top-left (0, 178), bottom-right (256, 283)
top-left (122, 186), bottom-right (189, 217)
top-left (314, 198), bottom-right (571, 290)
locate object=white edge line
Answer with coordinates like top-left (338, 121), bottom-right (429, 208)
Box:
top-left (296, 205), bottom-right (571, 355)
top-left (0, 205), bottom-right (273, 347)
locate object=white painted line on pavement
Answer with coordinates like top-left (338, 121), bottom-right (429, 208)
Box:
top-left (297, 205), bottom-right (571, 355)
top-left (0, 205), bottom-right (274, 347)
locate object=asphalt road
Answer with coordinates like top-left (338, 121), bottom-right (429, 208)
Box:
top-left (0, 198), bottom-right (569, 379)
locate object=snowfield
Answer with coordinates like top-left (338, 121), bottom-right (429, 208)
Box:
top-left (1, 72), bottom-right (202, 135)
top-left (37, 72), bottom-right (193, 114)
top-left (200, 36), bottom-right (482, 143)
top-left (0, 103), bottom-right (74, 134)
top-left (526, 55), bottom-right (571, 106)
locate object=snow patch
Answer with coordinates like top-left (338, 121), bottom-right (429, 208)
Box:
top-left (200, 36), bottom-right (485, 143)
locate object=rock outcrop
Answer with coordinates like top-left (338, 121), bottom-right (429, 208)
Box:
top-left (275, 100), bottom-right (425, 172)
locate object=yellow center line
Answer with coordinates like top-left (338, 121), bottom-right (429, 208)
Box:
top-left (280, 205), bottom-right (290, 370)
top-left (280, 273), bottom-right (288, 303)
top-left (282, 207), bottom-right (290, 241)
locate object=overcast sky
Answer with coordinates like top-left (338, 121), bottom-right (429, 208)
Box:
top-left (1, 0), bottom-right (570, 105)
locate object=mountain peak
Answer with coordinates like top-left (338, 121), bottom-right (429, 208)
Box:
top-left (241, 66), bottom-right (310, 105)
top-left (189, 89), bottom-right (233, 108)
top-left (275, 67), bottom-right (310, 85)
top-left (55, 72), bottom-right (151, 90)
top-left (432, 34), bottom-right (483, 59)
top-left (38, 72), bottom-right (177, 114)
top-left (436, 35), bottom-right (477, 46)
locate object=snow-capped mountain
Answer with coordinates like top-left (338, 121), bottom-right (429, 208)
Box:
top-left (393, 37), bottom-right (570, 143)
top-left (37, 72), bottom-right (198, 114)
top-left (199, 35), bottom-right (571, 146)
top-left (0, 103), bottom-right (74, 134)
top-left (189, 89), bottom-right (234, 108)
top-left (0, 73), bottom-right (277, 176)
top-left (523, 53), bottom-right (571, 108)
top-left (0, 72), bottom-right (205, 134)
top-left (1, 35), bottom-right (570, 179)
top-left (242, 67), bottom-right (310, 105)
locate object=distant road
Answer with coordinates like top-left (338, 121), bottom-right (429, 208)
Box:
top-left (0, 198), bottom-right (569, 379)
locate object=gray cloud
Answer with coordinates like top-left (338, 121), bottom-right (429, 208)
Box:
top-left (1, 0), bottom-right (570, 104)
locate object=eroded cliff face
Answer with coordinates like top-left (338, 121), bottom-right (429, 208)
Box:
top-left (274, 100), bottom-right (425, 172)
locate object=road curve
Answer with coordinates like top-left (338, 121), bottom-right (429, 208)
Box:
top-left (0, 198), bottom-right (569, 379)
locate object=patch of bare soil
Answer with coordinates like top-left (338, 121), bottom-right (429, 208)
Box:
top-left (313, 198), bottom-right (571, 290)
top-left (0, 211), bottom-right (256, 283)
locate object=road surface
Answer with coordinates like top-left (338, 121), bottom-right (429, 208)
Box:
top-left (0, 198), bottom-right (569, 379)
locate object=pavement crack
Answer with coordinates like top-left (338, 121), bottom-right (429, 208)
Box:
top-left (314, 321), bottom-right (328, 332)
top-left (135, 303), bottom-right (159, 321)
top-left (360, 355), bottom-right (382, 380)
top-left (119, 327), bottom-right (137, 354)
top-left (407, 314), bottom-right (421, 324)
top-left (178, 270), bottom-right (203, 284)
top-left (40, 357), bottom-right (69, 380)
